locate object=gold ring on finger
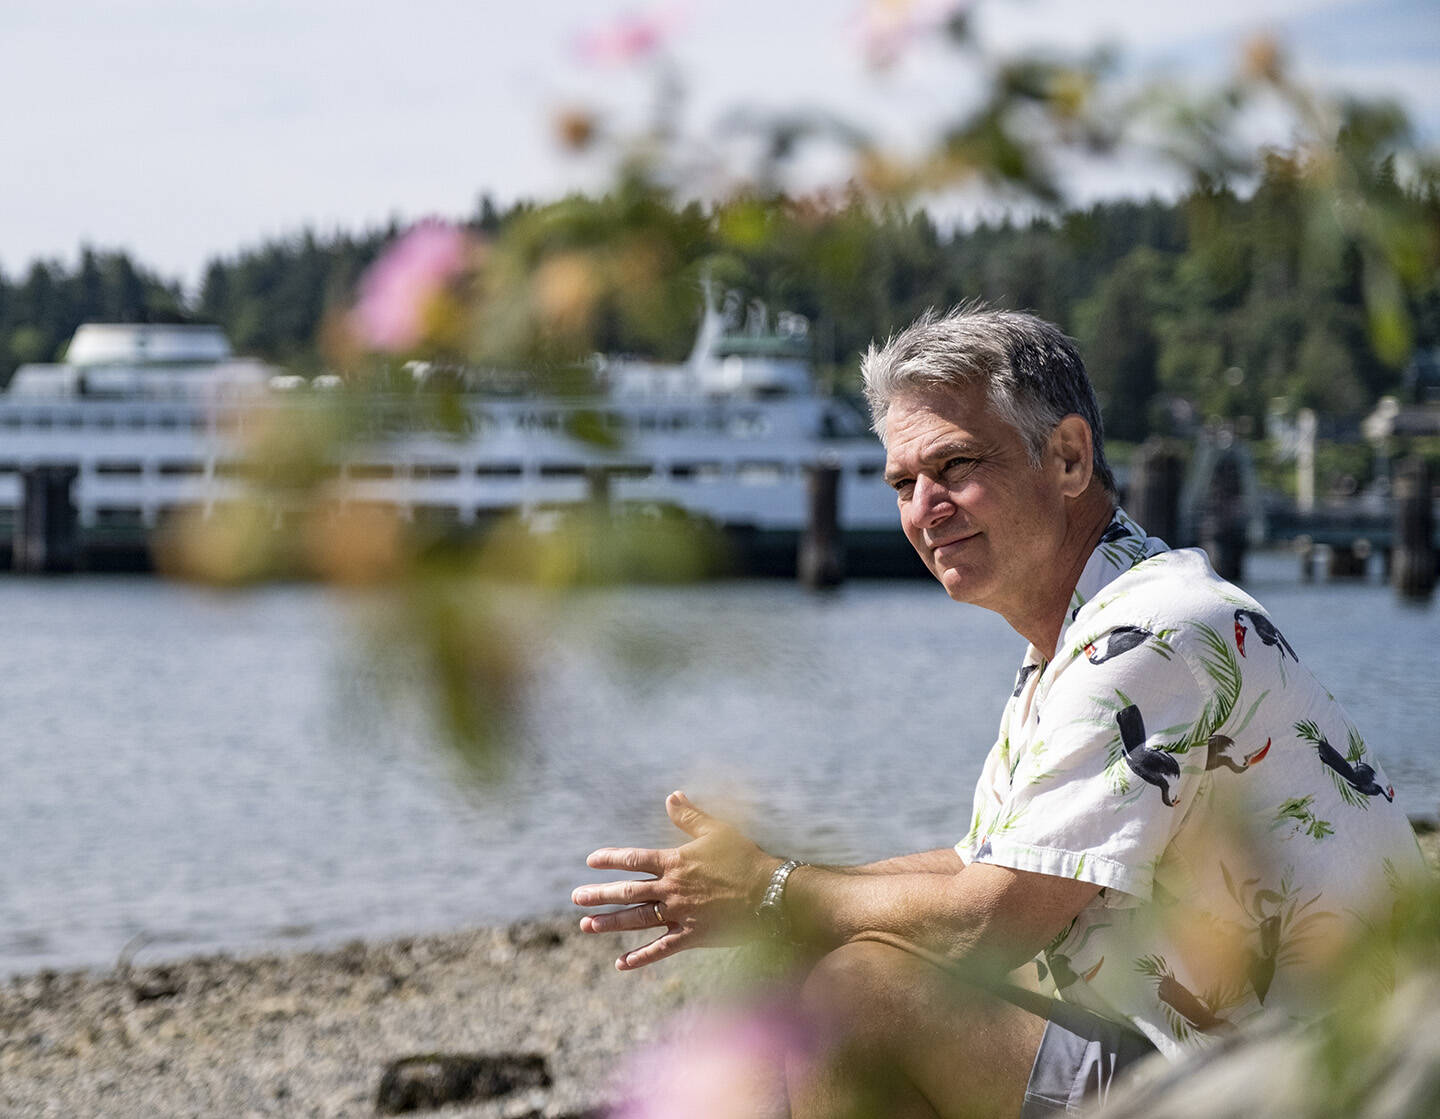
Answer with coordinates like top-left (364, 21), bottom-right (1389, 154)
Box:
top-left (653, 901), bottom-right (666, 926)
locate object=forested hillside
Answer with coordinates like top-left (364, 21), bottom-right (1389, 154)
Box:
top-left (2, 164), bottom-right (1436, 445)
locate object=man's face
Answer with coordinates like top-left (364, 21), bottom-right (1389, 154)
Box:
top-left (883, 382), bottom-right (1069, 618)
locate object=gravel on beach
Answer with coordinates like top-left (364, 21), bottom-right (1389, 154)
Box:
top-left (0, 916), bottom-right (727, 1119)
top-left (6, 829), bottom-right (1437, 1118)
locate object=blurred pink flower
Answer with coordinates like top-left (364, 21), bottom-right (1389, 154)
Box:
top-left (575, 5), bottom-right (684, 67)
top-left (856, 0), bottom-right (970, 69)
top-left (609, 1001), bottom-right (812, 1119)
top-left (351, 219), bottom-right (469, 352)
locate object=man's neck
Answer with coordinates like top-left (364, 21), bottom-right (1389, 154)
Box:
top-left (1012, 491), bottom-right (1117, 661)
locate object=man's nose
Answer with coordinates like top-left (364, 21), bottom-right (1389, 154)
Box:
top-left (911, 475), bottom-right (954, 526)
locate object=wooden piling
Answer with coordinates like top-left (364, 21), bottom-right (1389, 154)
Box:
top-left (1199, 451), bottom-right (1247, 583)
top-left (16, 464), bottom-right (80, 574)
top-left (1128, 439), bottom-right (1183, 544)
top-left (1391, 456), bottom-right (1436, 599)
top-left (1327, 543), bottom-right (1367, 579)
top-left (798, 462), bottom-right (844, 588)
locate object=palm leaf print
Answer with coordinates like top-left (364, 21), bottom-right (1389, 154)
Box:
top-left (961, 803), bottom-right (984, 851)
top-left (1187, 620), bottom-right (1243, 745)
top-left (1345, 724), bottom-right (1366, 765)
top-left (1272, 796), bottom-right (1335, 841)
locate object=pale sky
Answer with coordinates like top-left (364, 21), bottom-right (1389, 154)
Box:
top-left (3, 0), bottom-right (1435, 292)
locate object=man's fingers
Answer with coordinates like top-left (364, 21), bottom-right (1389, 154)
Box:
top-left (571, 878), bottom-right (659, 908)
top-left (665, 790), bottom-right (714, 839)
top-left (579, 903), bottom-right (667, 935)
top-left (616, 930), bottom-right (686, 971)
top-left (585, 847), bottom-right (665, 874)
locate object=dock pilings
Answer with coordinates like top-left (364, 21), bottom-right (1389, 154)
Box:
top-left (799, 461), bottom-right (844, 589)
top-left (1391, 456), bottom-right (1436, 600)
top-left (16, 464), bottom-right (80, 574)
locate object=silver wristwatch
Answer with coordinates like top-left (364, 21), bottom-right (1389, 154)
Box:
top-left (755, 858), bottom-right (806, 940)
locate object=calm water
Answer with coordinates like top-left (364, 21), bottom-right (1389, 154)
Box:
top-left (2, 554), bottom-right (1436, 978)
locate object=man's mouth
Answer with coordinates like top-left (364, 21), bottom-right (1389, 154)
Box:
top-left (930, 532), bottom-right (979, 560)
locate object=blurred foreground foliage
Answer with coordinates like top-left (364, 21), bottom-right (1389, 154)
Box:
top-left (9, 6), bottom-right (1439, 766)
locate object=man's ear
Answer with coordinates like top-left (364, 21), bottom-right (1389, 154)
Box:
top-left (1050, 415), bottom-right (1094, 498)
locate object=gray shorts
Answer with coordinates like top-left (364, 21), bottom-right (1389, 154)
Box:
top-left (1020, 1000), bottom-right (1159, 1117)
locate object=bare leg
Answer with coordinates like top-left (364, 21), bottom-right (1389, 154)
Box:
top-left (788, 938), bottom-right (1047, 1119)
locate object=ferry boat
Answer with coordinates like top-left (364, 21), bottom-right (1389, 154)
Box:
top-left (0, 304), bottom-right (918, 575)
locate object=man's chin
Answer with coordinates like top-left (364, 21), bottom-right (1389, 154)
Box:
top-left (936, 566), bottom-right (985, 604)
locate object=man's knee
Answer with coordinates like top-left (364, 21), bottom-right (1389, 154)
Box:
top-left (800, 938), bottom-right (955, 1049)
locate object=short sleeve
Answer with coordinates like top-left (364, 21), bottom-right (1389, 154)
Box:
top-left (965, 624), bottom-right (1209, 906)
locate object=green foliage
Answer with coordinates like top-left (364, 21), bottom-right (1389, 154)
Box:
top-left (3, 160), bottom-right (1434, 432)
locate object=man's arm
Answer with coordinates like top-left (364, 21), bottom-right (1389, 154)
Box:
top-left (573, 792), bottom-right (1096, 972)
top-left (783, 859), bottom-right (1097, 971)
top-left (829, 849), bottom-right (964, 876)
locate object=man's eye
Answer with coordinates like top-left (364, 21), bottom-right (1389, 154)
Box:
top-left (891, 479), bottom-right (913, 496)
top-left (943, 457), bottom-right (975, 474)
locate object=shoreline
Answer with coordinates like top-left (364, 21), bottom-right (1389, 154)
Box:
top-left (6, 830), bottom-right (1437, 1118)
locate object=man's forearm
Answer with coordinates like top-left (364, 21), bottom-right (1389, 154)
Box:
top-left (781, 855), bottom-right (1099, 974)
top-left (783, 862), bottom-right (986, 958)
top-left (827, 848), bottom-right (965, 876)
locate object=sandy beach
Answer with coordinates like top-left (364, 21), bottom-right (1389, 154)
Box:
top-left (5, 828), bottom-right (1436, 1118)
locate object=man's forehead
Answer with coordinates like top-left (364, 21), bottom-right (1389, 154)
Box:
top-left (883, 385), bottom-right (1000, 452)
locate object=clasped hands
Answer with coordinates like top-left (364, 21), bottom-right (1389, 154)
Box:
top-left (572, 790), bottom-right (783, 971)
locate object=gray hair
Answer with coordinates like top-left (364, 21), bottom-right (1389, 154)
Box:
top-left (861, 304), bottom-right (1118, 498)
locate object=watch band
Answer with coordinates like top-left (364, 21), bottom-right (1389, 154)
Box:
top-left (756, 858), bottom-right (807, 941)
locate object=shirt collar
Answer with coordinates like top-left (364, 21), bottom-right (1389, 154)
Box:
top-left (1013, 508), bottom-right (1169, 675)
top-left (1066, 506), bottom-right (1169, 627)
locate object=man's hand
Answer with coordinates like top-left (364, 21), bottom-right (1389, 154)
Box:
top-left (572, 791), bottom-right (782, 971)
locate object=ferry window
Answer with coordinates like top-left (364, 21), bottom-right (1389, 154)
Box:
top-left (159, 460), bottom-right (204, 477)
top-left (190, 416), bottom-right (209, 432)
top-left (126, 413), bottom-right (147, 429)
top-left (728, 413), bottom-right (768, 437)
top-left (412, 463), bottom-right (460, 480)
top-left (64, 413), bottom-right (84, 430)
top-left (637, 413), bottom-right (658, 432)
top-left (96, 413), bottom-right (116, 430)
top-left (476, 464), bottom-right (522, 479)
top-left (157, 414), bottom-right (180, 430)
top-left (855, 461), bottom-right (884, 479)
top-left (539, 463), bottom-right (586, 478)
top-left (1, 414), bottom-right (19, 429)
top-left (95, 461), bottom-right (143, 476)
top-left (0, 461), bottom-right (16, 474)
top-left (32, 414), bottom-right (54, 430)
top-left (737, 461), bottom-right (787, 484)
top-left (608, 464), bottom-right (652, 480)
top-left (705, 414), bottom-right (727, 433)
top-left (348, 464), bottom-right (396, 480)
top-left (95, 506), bottom-right (143, 526)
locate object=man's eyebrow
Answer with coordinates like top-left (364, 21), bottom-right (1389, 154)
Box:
top-left (884, 439), bottom-right (982, 483)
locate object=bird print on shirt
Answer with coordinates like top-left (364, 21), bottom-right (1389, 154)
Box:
top-left (1083, 626), bottom-right (1153, 665)
top-left (1117, 704), bottom-right (1181, 806)
top-left (1233, 609), bottom-right (1298, 663)
top-left (1294, 720), bottom-right (1394, 804)
top-left (1206, 734), bottom-right (1271, 773)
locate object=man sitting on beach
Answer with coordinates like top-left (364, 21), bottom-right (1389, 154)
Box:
top-left (573, 307), bottom-right (1426, 1117)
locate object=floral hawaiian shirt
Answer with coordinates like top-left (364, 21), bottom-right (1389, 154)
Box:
top-left (958, 508), bottom-right (1428, 1057)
